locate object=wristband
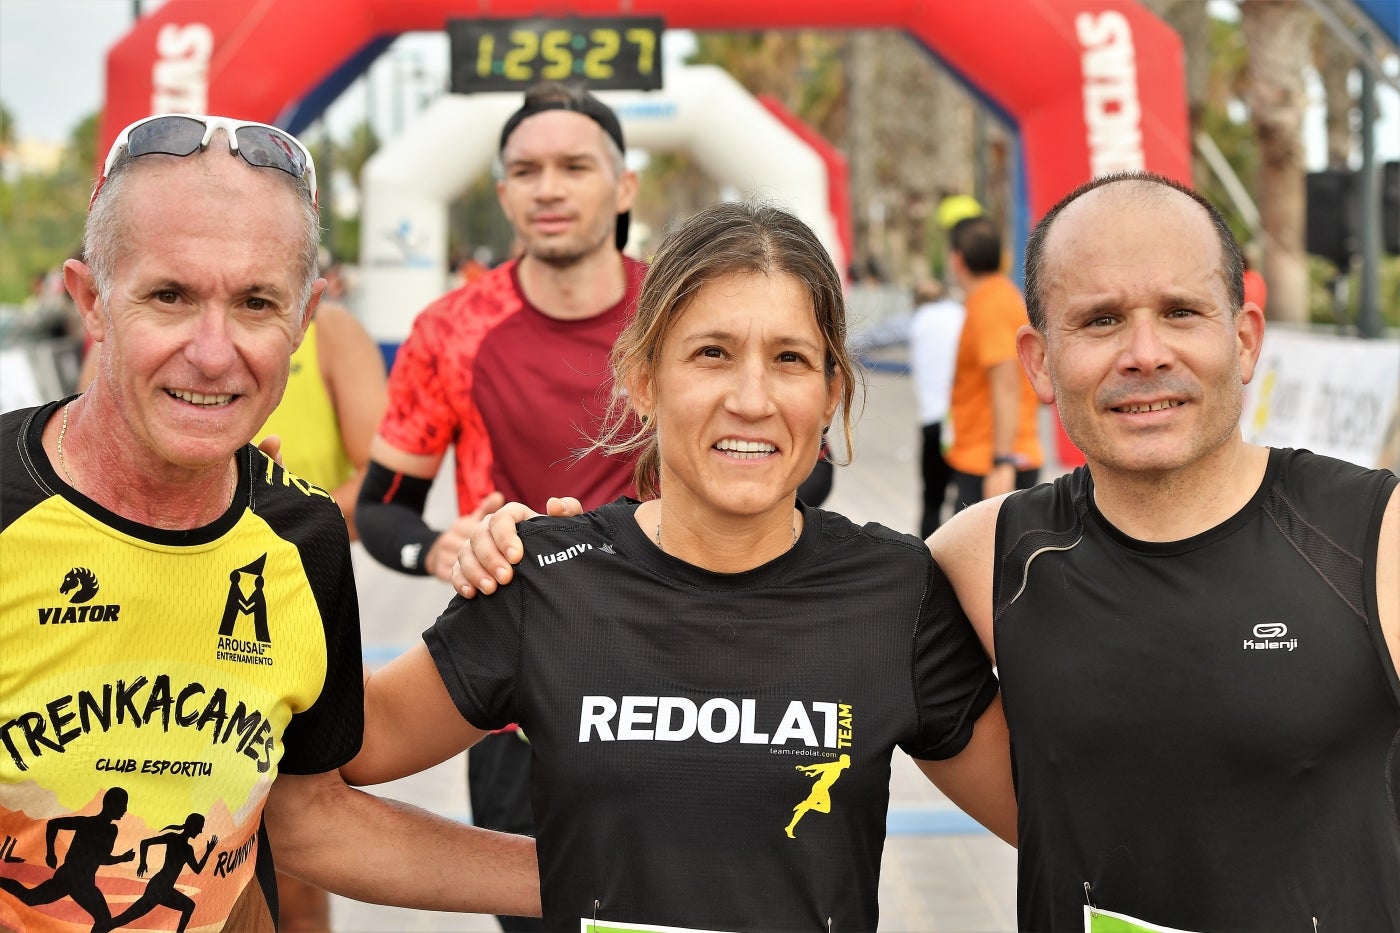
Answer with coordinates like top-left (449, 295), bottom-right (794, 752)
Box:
top-left (992, 455), bottom-right (1019, 469)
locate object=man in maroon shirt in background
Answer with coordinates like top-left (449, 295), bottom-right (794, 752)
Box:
top-left (355, 81), bottom-right (642, 931)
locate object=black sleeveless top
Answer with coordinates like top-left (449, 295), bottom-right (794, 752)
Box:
top-left (994, 448), bottom-right (1399, 932)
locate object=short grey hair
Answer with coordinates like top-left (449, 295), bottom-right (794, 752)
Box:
top-left (84, 147), bottom-right (321, 318)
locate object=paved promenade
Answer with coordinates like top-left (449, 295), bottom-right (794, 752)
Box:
top-left (335, 362), bottom-right (1022, 932)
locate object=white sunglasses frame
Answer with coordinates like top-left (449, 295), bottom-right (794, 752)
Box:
top-left (100, 113), bottom-right (318, 204)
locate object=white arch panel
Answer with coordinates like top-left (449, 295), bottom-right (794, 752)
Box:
top-left (359, 65), bottom-right (840, 345)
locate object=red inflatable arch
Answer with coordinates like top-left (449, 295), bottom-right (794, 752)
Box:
top-left (103, 0), bottom-right (1191, 223)
top-left (102, 0), bottom-right (1191, 470)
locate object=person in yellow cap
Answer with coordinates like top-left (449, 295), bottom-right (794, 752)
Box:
top-left (936, 193), bottom-right (984, 230)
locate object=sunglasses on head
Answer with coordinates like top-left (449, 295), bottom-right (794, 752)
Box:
top-left (94, 113), bottom-right (318, 207)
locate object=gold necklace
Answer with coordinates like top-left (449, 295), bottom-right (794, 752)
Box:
top-left (56, 400), bottom-right (238, 508)
top-left (56, 402), bottom-right (77, 487)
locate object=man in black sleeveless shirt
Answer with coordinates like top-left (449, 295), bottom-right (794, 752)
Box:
top-left (931, 172), bottom-right (1399, 931)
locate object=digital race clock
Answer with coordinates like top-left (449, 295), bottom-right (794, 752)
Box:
top-left (448, 17), bottom-right (664, 93)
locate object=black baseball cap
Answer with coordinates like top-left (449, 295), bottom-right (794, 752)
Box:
top-left (499, 85), bottom-right (629, 251)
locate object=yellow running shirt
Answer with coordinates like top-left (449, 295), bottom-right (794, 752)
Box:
top-left (1, 401), bottom-right (363, 933)
top-left (255, 319), bottom-right (354, 493)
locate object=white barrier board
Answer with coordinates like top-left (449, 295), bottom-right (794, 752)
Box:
top-left (1240, 328), bottom-right (1400, 471)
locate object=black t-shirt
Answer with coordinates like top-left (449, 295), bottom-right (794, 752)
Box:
top-left (994, 449), bottom-right (1400, 931)
top-left (426, 499), bottom-right (997, 932)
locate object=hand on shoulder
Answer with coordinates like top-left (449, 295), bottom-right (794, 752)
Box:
top-left (452, 496), bottom-right (583, 598)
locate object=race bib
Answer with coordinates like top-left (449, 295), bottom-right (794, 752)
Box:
top-left (1084, 905), bottom-right (1201, 933)
top-left (582, 920), bottom-right (733, 933)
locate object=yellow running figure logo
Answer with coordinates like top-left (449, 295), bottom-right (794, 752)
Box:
top-left (784, 754), bottom-right (851, 838)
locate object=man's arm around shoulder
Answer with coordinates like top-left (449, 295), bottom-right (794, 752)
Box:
top-left (263, 769), bottom-right (539, 917)
top-left (927, 496), bottom-right (1005, 663)
top-left (919, 497), bottom-right (1017, 845)
top-left (914, 695), bottom-right (1016, 846)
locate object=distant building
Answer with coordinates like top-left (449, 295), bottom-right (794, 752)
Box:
top-left (1, 137), bottom-right (64, 181)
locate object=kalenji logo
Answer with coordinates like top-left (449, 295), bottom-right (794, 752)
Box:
top-left (1076, 11), bottom-right (1146, 176)
top-left (1243, 622), bottom-right (1298, 652)
top-left (152, 23), bottom-right (213, 113)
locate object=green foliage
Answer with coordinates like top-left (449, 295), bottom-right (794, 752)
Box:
top-left (1382, 258), bottom-right (1400, 330)
top-left (1197, 14), bottom-right (1259, 247)
top-left (337, 120), bottom-right (380, 186)
top-left (65, 113), bottom-right (99, 177)
top-left (790, 34), bottom-right (848, 143)
top-left (0, 112), bottom-right (380, 301)
top-left (306, 118), bottom-right (380, 190)
top-left (0, 113), bottom-right (94, 304)
top-left (304, 119), bottom-right (380, 263)
top-left (0, 100), bottom-right (13, 149)
top-left (1307, 255), bottom-right (1400, 329)
top-left (663, 31), bottom-right (850, 258)
top-left (688, 31), bottom-right (847, 143)
top-left (324, 213), bottom-right (361, 267)
top-left (447, 174), bottom-right (514, 267)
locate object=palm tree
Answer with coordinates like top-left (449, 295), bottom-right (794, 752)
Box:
top-left (1241, 0), bottom-right (1316, 323)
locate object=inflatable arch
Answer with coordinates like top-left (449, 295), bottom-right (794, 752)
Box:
top-left (102, 0), bottom-right (1190, 350)
top-left (103, 0), bottom-right (1191, 215)
top-left (357, 65), bottom-right (844, 342)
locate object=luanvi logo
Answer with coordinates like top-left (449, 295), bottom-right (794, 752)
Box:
top-left (537, 543), bottom-right (592, 566)
top-left (1243, 621), bottom-right (1298, 652)
top-left (37, 568), bottom-right (122, 625)
top-left (215, 555), bottom-right (274, 666)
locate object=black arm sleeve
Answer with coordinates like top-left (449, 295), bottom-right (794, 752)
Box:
top-left (355, 460), bottom-right (439, 575)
